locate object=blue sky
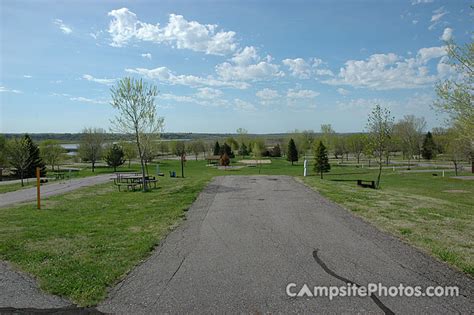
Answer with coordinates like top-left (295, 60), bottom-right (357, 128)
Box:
top-left (0, 0), bottom-right (472, 134)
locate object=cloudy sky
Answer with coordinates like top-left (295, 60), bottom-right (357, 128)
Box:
top-left (0, 0), bottom-right (471, 133)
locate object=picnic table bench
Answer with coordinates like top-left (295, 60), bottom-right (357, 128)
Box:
top-left (113, 173), bottom-right (158, 191)
top-left (52, 172), bottom-right (66, 180)
top-left (357, 179), bottom-right (376, 189)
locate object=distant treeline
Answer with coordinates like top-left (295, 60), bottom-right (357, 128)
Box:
top-left (2, 132), bottom-right (359, 143)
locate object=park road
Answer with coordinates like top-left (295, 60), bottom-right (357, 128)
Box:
top-left (99, 175), bottom-right (473, 314)
top-left (0, 174), bottom-right (114, 208)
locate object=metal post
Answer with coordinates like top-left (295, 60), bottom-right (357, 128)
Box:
top-left (36, 167), bottom-right (41, 209)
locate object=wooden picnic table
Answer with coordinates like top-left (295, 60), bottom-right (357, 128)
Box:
top-left (114, 174), bottom-right (158, 191)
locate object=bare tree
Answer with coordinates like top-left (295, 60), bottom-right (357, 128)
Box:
top-left (366, 105), bottom-right (394, 188)
top-left (393, 115), bottom-right (426, 167)
top-left (40, 140), bottom-right (66, 171)
top-left (6, 138), bottom-right (30, 186)
top-left (78, 128), bottom-right (105, 172)
top-left (347, 134), bottom-right (366, 164)
top-left (110, 78), bottom-right (164, 191)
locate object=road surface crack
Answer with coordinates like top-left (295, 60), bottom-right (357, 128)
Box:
top-left (312, 249), bottom-right (395, 315)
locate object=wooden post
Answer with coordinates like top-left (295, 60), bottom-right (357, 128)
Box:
top-left (36, 167), bottom-right (41, 209)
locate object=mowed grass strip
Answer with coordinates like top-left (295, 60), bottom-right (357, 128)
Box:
top-left (303, 166), bottom-right (474, 277)
top-left (0, 161), bottom-right (214, 306)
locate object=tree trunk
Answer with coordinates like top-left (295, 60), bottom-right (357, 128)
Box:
top-left (135, 132), bottom-right (147, 192)
top-left (128, 159), bottom-right (131, 168)
top-left (320, 171), bottom-right (323, 179)
top-left (453, 161), bottom-right (458, 176)
top-left (92, 161), bottom-right (95, 172)
top-left (20, 170), bottom-right (24, 187)
top-left (357, 154), bottom-right (360, 164)
top-left (376, 155), bottom-right (383, 189)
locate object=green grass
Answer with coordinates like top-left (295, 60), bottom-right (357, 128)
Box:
top-left (302, 166), bottom-right (474, 276)
top-left (0, 180), bottom-right (37, 194)
top-left (0, 158), bottom-right (472, 306)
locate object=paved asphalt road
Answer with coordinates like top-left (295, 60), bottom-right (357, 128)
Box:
top-left (99, 175), bottom-right (473, 314)
top-left (0, 174), bottom-right (114, 208)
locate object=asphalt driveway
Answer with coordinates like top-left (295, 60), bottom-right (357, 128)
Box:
top-left (98, 175), bottom-right (473, 314)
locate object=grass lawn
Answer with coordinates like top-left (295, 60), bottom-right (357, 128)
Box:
top-left (0, 158), bottom-right (472, 306)
top-left (0, 180), bottom-right (38, 194)
top-left (303, 166), bottom-right (474, 276)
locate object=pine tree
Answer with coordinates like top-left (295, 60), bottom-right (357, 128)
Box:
top-left (104, 144), bottom-right (126, 172)
top-left (314, 141), bottom-right (331, 179)
top-left (287, 138), bottom-right (298, 165)
top-left (219, 143), bottom-right (234, 158)
top-left (421, 132), bottom-right (437, 160)
top-left (238, 143), bottom-right (249, 157)
top-left (22, 134), bottom-right (46, 177)
top-left (272, 144), bottom-right (282, 157)
top-left (213, 141), bottom-right (220, 156)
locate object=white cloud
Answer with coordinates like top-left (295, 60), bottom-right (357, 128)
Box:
top-left (125, 66), bottom-right (249, 89)
top-left (70, 96), bottom-right (108, 104)
top-left (157, 91), bottom-right (229, 107)
top-left (23, 75), bottom-right (32, 78)
top-left (234, 99), bottom-right (256, 111)
top-left (282, 57), bottom-right (334, 79)
top-left (411, 0), bottom-right (433, 4)
top-left (282, 58), bottom-right (312, 79)
top-left (416, 46), bottom-right (447, 63)
top-left (0, 86), bottom-right (22, 93)
top-left (107, 8), bottom-right (237, 55)
top-left (141, 53), bottom-right (152, 59)
top-left (441, 27), bottom-right (453, 41)
top-left (412, 20), bottom-right (419, 24)
top-left (286, 88), bottom-right (319, 98)
top-left (337, 88), bottom-right (349, 96)
top-left (53, 19), bottom-right (72, 34)
top-left (429, 7), bottom-right (448, 30)
top-left (256, 88), bottom-right (279, 100)
top-left (90, 31), bottom-right (103, 39)
top-left (215, 46), bottom-right (284, 81)
top-left (324, 46), bottom-right (448, 90)
top-left (431, 7), bottom-right (448, 22)
top-left (82, 74), bottom-right (116, 85)
top-left (195, 87), bottom-right (223, 99)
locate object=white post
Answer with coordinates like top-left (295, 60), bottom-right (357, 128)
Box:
top-left (442, 170), bottom-right (445, 177)
top-left (303, 160), bottom-right (308, 177)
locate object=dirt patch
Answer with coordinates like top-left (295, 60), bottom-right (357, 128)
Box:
top-left (238, 160), bottom-right (272, 164)
top-left (443, 190), bottom-right (470, 193)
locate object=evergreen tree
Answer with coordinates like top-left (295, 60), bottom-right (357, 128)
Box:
top-left (314, 141), bottom-right (331, 179)
top-left (421, 132), bottom-right (437, 160)
top-left (287, 138), bottom-right (298, 165)
top-left (271, 144), bottom-right (282, 157)
top-left (219, 142), bottom-right (234, 158)
top-left (238, 143), bottom-right (249, 157)
top-left (213, 141), bottom-right (221, 156)
top-left (22, 134), bottom-right (46, 177)
top-left (104, 144), bottom-right (126, 172)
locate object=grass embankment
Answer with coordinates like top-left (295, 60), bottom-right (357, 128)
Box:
top-left (0, 158), bottom-right (472, 306)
